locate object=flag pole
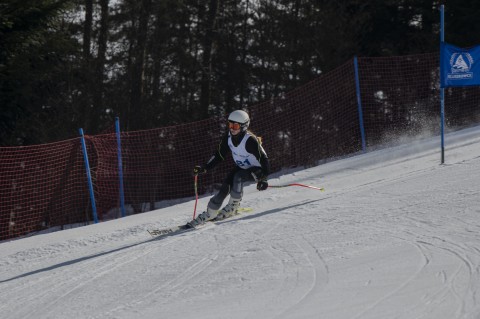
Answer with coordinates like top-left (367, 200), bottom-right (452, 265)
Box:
top-left (440, 5), bottom-right (445, 164)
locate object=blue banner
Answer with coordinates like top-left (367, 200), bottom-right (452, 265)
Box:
top-left (440, 42), bottom-right (480, 88)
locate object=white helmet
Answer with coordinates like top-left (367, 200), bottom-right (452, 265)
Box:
top-left (228, 110), bottom-right (250, 131)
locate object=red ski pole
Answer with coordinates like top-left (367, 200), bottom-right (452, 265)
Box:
top-left (192, 174), bottom-right (199, 219)
top-left (268, 183), bottom-right (325, 191)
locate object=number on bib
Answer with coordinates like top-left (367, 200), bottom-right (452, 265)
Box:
top-left (236, 159), bottom-right (251, 167)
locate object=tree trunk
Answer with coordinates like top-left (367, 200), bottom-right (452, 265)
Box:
top-left (90, 0), bottom-right (109, 132)
top-left (83, 0), bottom-right (93, 61)
top-left (81, 0), bottom-right (93, 129)
top-left (198, 0), bottom-right (218, 119)
top-left (152, 0), bottom-right (168, 124)
top-left (129, 0), bottom-right (152, 129)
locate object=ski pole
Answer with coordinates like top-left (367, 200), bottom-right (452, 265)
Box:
top-left (193, 174), bottom-right (199, 219)
top-left (268, 183), bottom-right (325, 191)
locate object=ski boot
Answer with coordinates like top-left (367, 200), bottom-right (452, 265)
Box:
top-left (214, 198), bottom-right (241, 221)
top-left (186, 208), bottom-right (216, 228)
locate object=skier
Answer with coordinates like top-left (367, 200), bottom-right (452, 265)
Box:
top-left (187, 110), bottom-right (270, 228)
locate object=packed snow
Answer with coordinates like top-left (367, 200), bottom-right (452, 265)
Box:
top-left (1, 126), bottom-right (480, 319)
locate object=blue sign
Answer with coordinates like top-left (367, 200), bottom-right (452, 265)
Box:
top-left (440, 42), bottom-right (480, 88)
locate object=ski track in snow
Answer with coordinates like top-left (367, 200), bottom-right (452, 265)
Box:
top-left (1, 128), bottom-right (480, 318)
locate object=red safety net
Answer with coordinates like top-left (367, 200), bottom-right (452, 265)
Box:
top-left (2, 52), bottom-right (480, 240)
top-left (251, 59), bottom-right (359, 170)
top-left (0, 139), bottom-right (91, 240)
top-left (358, 52), bottom-right (480, 146)
top-left (88, 119), bottom-right (230, 217)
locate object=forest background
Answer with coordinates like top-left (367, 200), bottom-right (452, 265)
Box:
top-left (1, 0), bottom-right (479, 146)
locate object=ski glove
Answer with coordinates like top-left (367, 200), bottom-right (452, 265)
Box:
top-left (257, 180), bottom-right (268, 191)
top-left (193, 165), bottom-right (207, 176)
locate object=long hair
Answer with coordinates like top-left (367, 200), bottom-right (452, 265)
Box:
top-left (247, 130), bottom-right (263, 145)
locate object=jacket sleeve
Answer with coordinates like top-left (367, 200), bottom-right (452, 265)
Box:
top-left (204, 133), bottom-right (230, 171)
top-left (245, 136), bottom-right (270, 178)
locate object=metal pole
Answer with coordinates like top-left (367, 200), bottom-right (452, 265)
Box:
top-left (79, 128), bottom-right (99, 223)
top-left (440, 5), bottom-right (445, 164)
top-left (268, 183), bottom-right (325, 191)
top-left (193, 175), bottom-right (199, 219)
top-left (354, 56), bottom-right (366, 152)
top-left (115, 117), bottom-right (126, 217)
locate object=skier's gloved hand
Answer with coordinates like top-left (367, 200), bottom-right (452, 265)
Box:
top-left (193, 165), bottom-right (207, 176)
top-left (257, 180), bottom-right (268, 191)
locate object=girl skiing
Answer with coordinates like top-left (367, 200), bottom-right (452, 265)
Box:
top-left (187, 110), bottom-right (270, 228)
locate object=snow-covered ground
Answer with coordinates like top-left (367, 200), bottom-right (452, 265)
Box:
top-left (2, 127), bottom-right (480, 319)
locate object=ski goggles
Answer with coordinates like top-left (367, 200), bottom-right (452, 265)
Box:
top-left (228, 121), bottom-right (242, 130)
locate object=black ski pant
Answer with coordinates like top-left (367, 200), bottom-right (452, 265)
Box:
top-left (207, 166), bottom-right (259, 211)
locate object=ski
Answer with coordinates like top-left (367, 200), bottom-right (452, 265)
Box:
top-left (147, 207), bottom-right (253, 237)
top-left (147, 224), bottom-right (190, 237)
top-left (212, 207), bottom-right (253, 221)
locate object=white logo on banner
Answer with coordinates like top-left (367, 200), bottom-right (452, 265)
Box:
top-left (448, 53), bottom-right (474, 80)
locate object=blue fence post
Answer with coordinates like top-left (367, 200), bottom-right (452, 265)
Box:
top-left (440, 5), bottom-right (446, 164)
top-left (79, 128), bottom-right (99, 224)
top-left (354, 56), bottom-right (366, 152)
top-left (115, 117), bottom-right (126, 218)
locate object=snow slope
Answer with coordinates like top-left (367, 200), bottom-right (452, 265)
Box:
top-left (1, 127), bottom-right (480, 319)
